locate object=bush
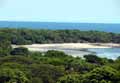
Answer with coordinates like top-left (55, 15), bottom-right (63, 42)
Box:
top-left (0, 68), bottom-right (29, 83)
top-left (82, 66), bottom-right (120, 83)
top-left (45, 50), bottom-right (68, 58)
top-left (57, 74), bottom-right (81, 83)
top-left (84, 54), bottom-right (104, 65)
top-left (11, 47), bottom-right (29, 56)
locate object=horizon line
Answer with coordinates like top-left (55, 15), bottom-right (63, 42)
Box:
top-left (0, 20), bottom-right (120, 24)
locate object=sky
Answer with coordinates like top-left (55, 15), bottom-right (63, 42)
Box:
top-left (0, 0), bottom-right (120, 23)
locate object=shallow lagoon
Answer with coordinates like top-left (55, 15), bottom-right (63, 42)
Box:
top-left (31, 47), bottom-right (120, 60)
top-left (88, 48), bottom-right (120, 60)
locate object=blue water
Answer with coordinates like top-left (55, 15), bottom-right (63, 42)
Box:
top-left (88, 48), bottom-right (120, 60)
top-left (0, 21), bottom-right (120, 33)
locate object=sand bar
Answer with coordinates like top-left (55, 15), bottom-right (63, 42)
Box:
top-left (12, 43), bottom-right (120, 50)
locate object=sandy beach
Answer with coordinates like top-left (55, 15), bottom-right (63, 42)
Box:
top-left (12, 43), bottom-right (120, 51)
top-left (12, 43), bottom-right (120, 58)
top-left (12, 43), bottom-right (120, 48)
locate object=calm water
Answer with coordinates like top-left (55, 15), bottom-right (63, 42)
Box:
top-left (29, 47), bottom-right (120, 60)
top-left (0, 21), bottom-right (120, 33)
top-left (88, 48), bottom-right (120, 60)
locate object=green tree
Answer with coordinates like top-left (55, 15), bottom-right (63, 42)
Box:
top-left (82, 66), bottom-right (120, 83)
top-left (0, 68), bottom-right (29, 83)
top-left (11, 47), bottom-right (29, 56)
top-left (84, 54), bottom-right (104, 65)
top-left (29, 64), bottom-right (65, 83)
top-left (0, 34), bottom-right (12, 56)
top-left (45, 50), bottom-right (68, 58)
top-left (57, 74), bottom-right (81, 83)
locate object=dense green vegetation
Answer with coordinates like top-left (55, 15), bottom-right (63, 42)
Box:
top-left (0, 35), bottom-right (120, 83)
top-left (0, 28), bottom-right (120, 45)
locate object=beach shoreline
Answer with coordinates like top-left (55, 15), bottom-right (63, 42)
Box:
top-left (12, 43), bottom-right (120, 51)
top-left (12, 43), bottom-right (120, 58)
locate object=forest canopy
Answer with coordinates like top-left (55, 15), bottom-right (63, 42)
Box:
top-left (0, 28), bottom-right (120, 83)
top-left (0, 28), bottom-right (120, 45)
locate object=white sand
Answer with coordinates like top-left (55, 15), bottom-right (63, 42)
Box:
top-left (11, 43), bottom-right (120, 58)
top-left (12, 43), bottom-right (120, 51)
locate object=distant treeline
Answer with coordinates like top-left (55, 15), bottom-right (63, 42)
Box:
top-left (0, 28), bottom-right (120, 45)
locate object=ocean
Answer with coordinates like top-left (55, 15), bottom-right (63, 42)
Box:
top-left (0, 21), bottom-right (120, 33)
